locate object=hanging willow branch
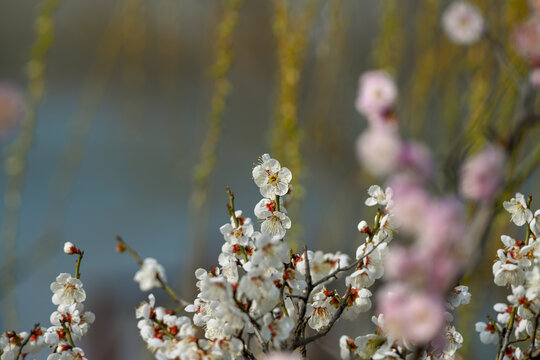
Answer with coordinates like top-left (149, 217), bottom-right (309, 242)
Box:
top-left (191, 0), bottom-right (243, 211)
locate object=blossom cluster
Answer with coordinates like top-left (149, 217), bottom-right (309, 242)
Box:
top-left (0, 242), bottom-right (93, 360)
top-left (475, 193), bottom-right (540, 359)
top-left (128, 154), bottom-right (397, 359)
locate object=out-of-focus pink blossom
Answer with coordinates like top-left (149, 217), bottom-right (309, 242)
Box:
top-left (355, 128), bottom-right (401, 177)
top-left (377, 284), bottom-right (446, 345)
top-left (396, 141), bottom-right (434, 181)
top-left (442, 1), bottom-right (485, 45)
top-left (385, 245), bottom-right (457, 293)
top-left (420, 197), bottom-right (466, 248)
top-left (355, 70), bottom-right (398, 129)
top-left (386, 175), bottom-right (431, 235)
top-left (0, 83), bottom-right (24, 138)
top-left (531, 0), bottom-right (540, 14)
top-left (514, 16), bottom-right (540, 66)
top-left (460, 145), bottom-right (506, 202)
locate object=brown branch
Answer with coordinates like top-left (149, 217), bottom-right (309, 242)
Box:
top-left (292, 285), bottom-right (353, 348)
top-left (15, 323), bottom-right (40, 360)
top-left (527, 312), bottom-right (540, 356)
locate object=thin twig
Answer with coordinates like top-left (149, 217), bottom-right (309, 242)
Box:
top-left (115, 235), bottom-right (190, 307)
top-left (527, 312), bottom-right (540, 355)
top-left (74, 251), bottom-right (84, 279)
top-left (15, 323), bottom-right (40, 360)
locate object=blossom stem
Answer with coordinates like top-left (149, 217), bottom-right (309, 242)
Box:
top-left (226, 186), bottom-right (240, 228)
top-left (115, 235), bottom-right (189, 307)
top-left (497, 306), bottom-right (518, 360)
top-left (152, 318), bottom-right (175, 340)
top-left (74, 251), bottom-right (84, 279)
top-left (275, 195), bottom-right (281, 212)
top-left (61, 322), bottom-right (76, 348)
top-left (15, 323), bottom-right (40, 360)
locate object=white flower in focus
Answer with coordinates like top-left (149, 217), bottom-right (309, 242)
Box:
top-left (342, 288), bottom-right (372, 320)
top-left (339, 335), bottom-right (357, 360)
top-left (503, 193), bottom-right (533, 226)
top-left (442, 1), bottom-right (484, 45)
top-left (475, 321), bottom-right (499, 344)
top-left (134, 258), bottom-right (166, 291)
top-left (260, 211), bottom-right (291, 240)
top-left (442, 325), bottom-right (464, 357)
top-left (252, 154), bottom-right (292, 199)
top-left (353, 334), bottom-right (385, 359)
top-left (50, 273), bottom-right (86, 306)
top-left (346, 268), bottom-right (375, 289)
top-left (493, 259), bottom-right (525, 287)
top-left (365, 185), bottom-right (393, 208)
top-left (244, 233), bottom-right (289, 272)
top-left (219, 214), bottom-right (254, 246)
top-left (493, 303), bottom-right (513, 324)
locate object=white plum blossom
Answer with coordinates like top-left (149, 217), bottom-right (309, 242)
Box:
top-left (503, 193), bottom-right (533, 226)
top-left (252, 154), bottom-right (292, 199)
top-left (365, 185), bottom-right (393, 208)
top-left (448, 285), bottom-right (471, 309)
top-left (134, 257), bottom-right (167, 291)
top-left (50, 273), bottom-right (86, 306)
top-left (260, 211), bottom-right (291, 241)
top-left (475, 321), bottom-right (499, 344)
top-left (442, 1), bottom-right (484, 45)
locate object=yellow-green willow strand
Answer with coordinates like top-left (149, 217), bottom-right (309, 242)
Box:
top-left (372, 0), bottom-right (405, 72)
top-left (271, 0), bottom-right (315, 185)
top-left (191, 0), bottom-right (243, 211)
top-left (0, 0), bottom-right (61, 329)
top-left (271, 0), bottom-right (318, 249)
top-left (407, 0), bottom-right (441, 137)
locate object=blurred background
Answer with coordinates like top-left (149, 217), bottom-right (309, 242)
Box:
top-left (0, 0), bottom-right (539, 359)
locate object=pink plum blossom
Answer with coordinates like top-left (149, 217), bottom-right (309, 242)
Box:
top-left (460, 145), bottom-right (506, 202)
top-left (386, 175), bottom-right (431, 235)
top-left (377, 284), bottom-right (446, 345)
top-left (396, 141), bottom-right (435, 180)
top-left (355, 70), bottom-right (398, 129)
top-left (514, 16), bottom-right (540, 66)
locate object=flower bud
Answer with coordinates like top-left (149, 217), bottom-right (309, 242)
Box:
top-left (63, 242), bottom-right (76, 254)
top-left (116, 242), bottom-right (126, 253)
top-left (357, 220), bottom-right (369, 233)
